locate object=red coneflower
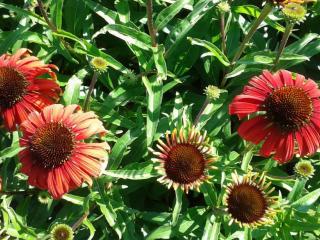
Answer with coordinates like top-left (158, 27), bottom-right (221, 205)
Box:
top-left (0, 48), bottom-right (61, 131)
top-left (229, 70), bottom-right (320, 163)
top-left (149, 128), bottom-right (217, 192)
top-left (19, 104), bottom-right (110, 199)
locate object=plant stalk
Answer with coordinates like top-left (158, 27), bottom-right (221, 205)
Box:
top-left (273, 22), bottom-right (294, 71)
top-left (146, 0), bottom-right (157, 47)
top-left (172, 187), bottom-right (183, 226)
top-left (72, 211), bottom-right (89, 231)
top-left (194, 97), bottom-right (210, 126)
top-left (37, 0), bottom-right (74, 53)
top-left (231, 3), bottom-right (273, 64)
top-left (220, 13), bottom-right (227, 55)
top-left (83, 71), bottom-right (99, 112)
top-left (241, 143), bottom-right (254, 172)
top-left (37, 0), bottom-right (57, 32)
top-left (287, 178), bottom-right (307, 203)
top-left (220, 3), bottom-right (273, 87)
top-left (244, 227), bottom-right (252, 240)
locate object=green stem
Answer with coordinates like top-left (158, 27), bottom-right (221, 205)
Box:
top-left (263, 158), bottom-right (277, 171)
top-left (273, 22), bottom-right (294, 71)
top-left (209, 221), bottom-right (221, 240)
top-left (172, 187), bottom-right (183, 226)
top-left (232, 3), bottom-right (273, 64)
top-left (37, 0), bottom-right (57, 32)
top-left (194, 97), bottom-right (210, 126)
top-left (83, 71), bottom-right (99, 112)
top-left (220, 12), bottom-right (227, 55)
top-left (287, 178), bottom-right (307, 203)
top-left (37, 0), bottom-right (75, 54)
top-left (72, 211), bottom-right (89, 231)
top-left (241, 143), bottom-right (254, 172)
top-left (244, 227), bottom-right (252, 240)
top-left (220, 3), bottom-right (273, 87)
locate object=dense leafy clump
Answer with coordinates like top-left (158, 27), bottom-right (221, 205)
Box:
top-left (0, 0), bottom-right (320, 239)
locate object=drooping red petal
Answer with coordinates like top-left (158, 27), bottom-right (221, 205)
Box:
top-left (274, 132), bottom-right (294, 163)
top-left (47, 171), bottom-right (61, 199)
top-left (237, 116), bottom-right (272, 144)
top-left (2, 108), bottom-right (16, 131)
top-left (259, 128), bottom-right (283, 157)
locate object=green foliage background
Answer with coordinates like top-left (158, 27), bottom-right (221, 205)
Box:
top-left (0, 0), bottom-right (320, 239)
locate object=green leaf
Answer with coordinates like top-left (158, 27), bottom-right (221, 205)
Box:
top-left (163, 74), bottom-right (183, 93)
top-left (82, 0), bottom-right (117, 24)
top-left (62, 194), bottom-right (84, 205)
top-left (108, 126), bottom-right (143, 170)
top-left (291, 188), bottom-right (320, 212)
top-left (288, 178), bottom-right (307, 203)
top-left (202, 216), bottom-right (221, 240)
top-left (285, 33), bottom-right (319, 53)
top-left (0, 3), bottom-right (46, 25)
top-left (197, 90), bottom-right (228, 129)
top-left (83, 219), bottom-right (96, 240)
top-left (188, 37), bottom-right (230, 66)
top-left (166, 0), bottom-right (217, 58)
top-left (94, 24), bottom-right (152, 50)
top-left (285, 218), bottom-right (320, 231)
top-left (143, 76), bottom-right (163, 146)
top-left (200, 182), bottom-right (217, 207)
top-left (172, 188), bottom-right (183, 226)
top-left (96, 85), bottom-right (144, 117)
top-left (103, 162), bottom-right (158, 180)
top-left (146, 224), bottom-right (172, 240)
top-left (171, 92), bottom-right (184, 129)
top-left (115, 0), bottom-right (130, 23)
top-left (152, 44), bottom-right (167, 80)
top-left (233, 5), bottom-right (285, 32)
top-left (63, 69), bottom-right (86, 105)
top-left (155, 0), bottom-right (193, 31)
top-left (50, 0), bottom-right (64, 29)
top-left (0, 25), bottom-right (29, 54)
top-left (0, 140), bottom-right (21, 163)
top-left (97, 201), bottom-right (122, 238)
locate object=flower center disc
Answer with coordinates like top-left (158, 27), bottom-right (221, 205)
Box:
top-left (0, 67), bottom-right (29, 108)
top-left (55, 230), bottom-right (68, 240)
top-left (227, 183), bottom-right (267, 224)
top-left (264, 86), bottom-right (312, 131)
top-left (30, 123), bottom-right (75, 169)
top-left (164, 144), bottom-right (205, 184)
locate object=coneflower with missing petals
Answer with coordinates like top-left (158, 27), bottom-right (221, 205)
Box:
top-left (0, 48), bottom-right (61, 131)
top-left (225, 172), bottom-right (278, 228)
top-left (149, 127), bottom-right (217, 193)
top-left (19, 104), bottom-right (110, 199)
